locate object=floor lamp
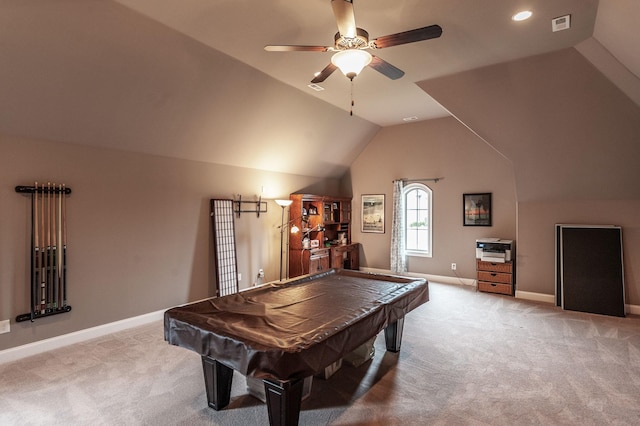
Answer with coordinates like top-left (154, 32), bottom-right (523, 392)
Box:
top-left (275, 199), bottom-right (293, 281)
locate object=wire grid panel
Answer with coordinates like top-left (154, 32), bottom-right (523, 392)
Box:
top-left (210, 199), bottom-right (239, 297)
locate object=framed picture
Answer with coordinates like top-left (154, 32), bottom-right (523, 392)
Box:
top-left (362, 194), bottom-right (385, 233)
top-left (463, 193), bottom-right (492, 226)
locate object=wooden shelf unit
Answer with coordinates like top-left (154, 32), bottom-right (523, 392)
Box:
top-left (476, 260), bottom-right (514, 296)
top-left (288, 194), bottom-right (358, 278)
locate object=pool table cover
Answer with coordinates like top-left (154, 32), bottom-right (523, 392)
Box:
top-left (164, 269), bottom-right (428, 381)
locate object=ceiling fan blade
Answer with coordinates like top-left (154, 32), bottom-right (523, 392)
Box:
top-left (331, 0), bottom-right (356, 38)
top-left (264, 45), bottom-right (330, 52)
top-left (311, 63), bottom-right (338, 83)
top-left (369, 55), bottom-right (405, 80)
top-left (372, 24), bottom-right (442, 49)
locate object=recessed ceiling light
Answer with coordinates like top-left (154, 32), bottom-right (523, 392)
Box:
top-left (403, 116), bottom-right (419, 122)
top-left (512, 10), bottom-right (532, 21)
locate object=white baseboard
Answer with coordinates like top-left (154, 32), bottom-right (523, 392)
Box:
top-left (627, 304), bottom-right (640, 315)
top-left (361, 267), bottom-right (640, 314)
top-left (4, 273), bottom-right (637, 366)
top-left (360, 267), bottom-right (555, 302)
top-left (0, 309), bottom-right (165, 365)
top-left (359, 267), bottom-right (476, 287)
top-left (515, 290), bottom-right (555, 304)
top-left (516, 294), bottom-right (639, 315)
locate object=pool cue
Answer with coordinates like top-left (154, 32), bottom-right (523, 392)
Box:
top-left (62, 184), bottom-right (67, 307)
top-left (51, 183), bottom-right (58, 309)
top-left (33, 182), bottom-right (39, 316)
top-left (39, 183), bottom-right (46, 313)
top-left (47, 182), bottom-right (53, 311)
top-left (57, 184), bottom-right (63, 309)
top-left (44, 182), bottom-right (49, 310)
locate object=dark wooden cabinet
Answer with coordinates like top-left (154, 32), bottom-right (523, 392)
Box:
top-left (288, 194), bottom-right (357, 278)
top-left (309, 249), bottom-right (331, 274)
top-left (331, 243), bottom-right (359, 270)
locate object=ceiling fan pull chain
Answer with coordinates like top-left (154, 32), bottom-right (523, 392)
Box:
top-left (350, 79), bottom-right (354, 116)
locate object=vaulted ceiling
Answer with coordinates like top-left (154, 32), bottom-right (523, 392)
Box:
top-left (116, 0), bottom-right (604, 126)
top-left (2, 1), bottom-right (639, 180)
top-left (115, 0), bottom-right (640, 123)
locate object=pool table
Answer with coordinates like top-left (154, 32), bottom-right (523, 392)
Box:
top-left (164, 269), bottom-right (428, 426)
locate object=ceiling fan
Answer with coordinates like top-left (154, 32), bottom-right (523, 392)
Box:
top-left (264, 0), bottom-right (442, 83)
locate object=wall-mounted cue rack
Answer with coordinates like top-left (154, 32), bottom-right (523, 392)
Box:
top-left (15, 183), bottom-right (72, 322)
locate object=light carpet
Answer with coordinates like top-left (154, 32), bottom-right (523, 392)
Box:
top-left (2, 282), bottom-right (640, 425)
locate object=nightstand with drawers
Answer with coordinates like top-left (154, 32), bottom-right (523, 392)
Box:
top-left (476, 260), bottom-right (514, 296)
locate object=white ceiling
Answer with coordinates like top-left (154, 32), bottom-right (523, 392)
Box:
top-left (114, 0), bottom-right (615, 126)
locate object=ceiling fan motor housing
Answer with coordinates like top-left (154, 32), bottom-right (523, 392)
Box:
top-left (334, 27), bottom-right (370, 50)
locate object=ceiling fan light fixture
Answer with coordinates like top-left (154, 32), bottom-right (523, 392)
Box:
top-left (331, 49), bottom-right (372, 80)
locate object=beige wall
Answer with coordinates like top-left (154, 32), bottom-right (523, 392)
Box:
top-left (3, 24), bottom-right (640, 354)
top-left (347, 114), bottom-right (640, 306)
top-left (347, 116), bottom-right (517, 279)
top-left (418, 48), bottom-right (640, 203)
top-left (0, 135), bottom-right (340, 351)
top-left (518, 200), bottom-right (640, 304)
top-left (0, 1), bottom-right (379, 180)
top-left (417, 48), bottom-right (640, 305)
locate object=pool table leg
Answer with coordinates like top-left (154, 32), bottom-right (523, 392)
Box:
top-left (263, 377), bottom-right (304, 426)
top-left (201, 356), bottom-right (234, 410)
top-left (384, 316), bottom-right (405, 352)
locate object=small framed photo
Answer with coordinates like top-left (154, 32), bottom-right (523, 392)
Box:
top-left (463, 193), bottom-right (492, 226)
top-left (362, 194), bottom-right (385, 233)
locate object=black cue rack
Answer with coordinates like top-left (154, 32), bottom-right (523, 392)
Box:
top-left (233, 194), bottom-right (267, 218)
top-left (15, 184), bottom-right (72, 322)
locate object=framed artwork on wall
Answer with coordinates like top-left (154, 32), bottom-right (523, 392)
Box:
top-left (463, 193), bottom-right (492, 226)
top-left (362, 194), bottom-right (385, 233)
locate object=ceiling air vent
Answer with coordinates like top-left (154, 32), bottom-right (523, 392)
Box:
top-left (552, 15), bottom-right (571, 32)
top-left (307, 83), bottom-right (325, 91)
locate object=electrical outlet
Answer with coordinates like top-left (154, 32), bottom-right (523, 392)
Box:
top-left (451, 263), bottom-right (457, 271)
top-left (0, 319), bottom-right (10, 334)
top-left (258, 269), bottom-right (265, 279)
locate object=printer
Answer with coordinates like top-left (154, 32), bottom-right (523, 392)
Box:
top-left (476, 238), bottom-right (513, 263)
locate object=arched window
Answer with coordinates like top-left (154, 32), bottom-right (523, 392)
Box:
top-left (403, 183), bottom-right (432, 257)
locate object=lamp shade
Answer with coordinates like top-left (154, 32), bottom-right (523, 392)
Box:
top-left (331, 49), bottom-right (372, 80)
top-left (275, 199), bottom-right (293, 207)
